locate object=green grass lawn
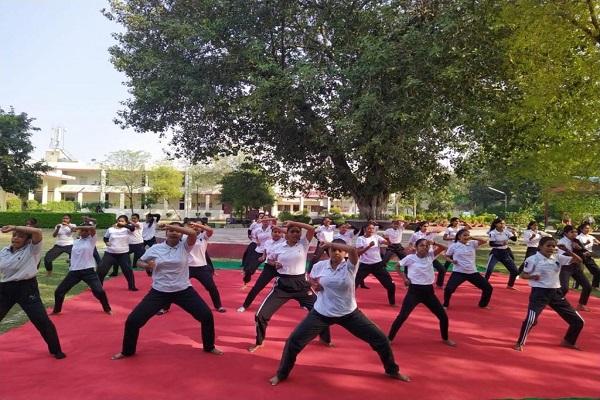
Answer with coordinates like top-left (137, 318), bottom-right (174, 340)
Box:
top-left (1, 230), bottom-right (598, 334)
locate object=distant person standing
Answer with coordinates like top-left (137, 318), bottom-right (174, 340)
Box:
top-left (142, 213), bottom-right (161, 248)
top-left (576, 222), bottom-right (600, 290)
top-left (97, 215), bottom-right (138, 291)
top-left (307, 217), bottom-right (336, 272)
top-left (382, 219), bottom-right (408, 265)
top-left (43, 214), bottom-right (77, 276)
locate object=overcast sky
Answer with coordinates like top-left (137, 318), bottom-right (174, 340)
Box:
top-left (0, 1), bottom-right (170, 163)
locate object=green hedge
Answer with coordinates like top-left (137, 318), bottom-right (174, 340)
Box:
top-left (0, 212), bottom-right (117, 228)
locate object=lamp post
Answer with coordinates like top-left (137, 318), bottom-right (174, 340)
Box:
top-left (487, 186), bottom-right (507, 214)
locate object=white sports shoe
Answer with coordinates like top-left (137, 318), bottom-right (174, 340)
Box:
top-left (237, 306), bottom-right (246, 313)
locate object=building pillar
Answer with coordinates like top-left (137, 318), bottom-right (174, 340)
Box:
top-left (163, 198), bottom-right (169, 212)
top-left (119, 193), bottom-right (125, 210)
top-left (53, 187), bottom-right (61, 202)
top-left (271, 201), bottom-right (278, 218)
top-left (184, 169), bottom-right (191, 218)
top-left (42, 182), bottom-right (49, 204)
top-left (100, 169), bottom-right (106, 203)
top-left (326, 197), bottom-right (331, 213)
top-left (299, 195), bottom-right (304, 213)
top-left (77, 192), bottom-right (83, 206)
top-left (28, 191), bottom-right (35, 201)
top-left (205, 194), bottom-right (211, 212)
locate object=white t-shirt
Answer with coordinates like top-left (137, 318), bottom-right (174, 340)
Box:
top-left (356, 235), bottom-right (386, 264)
top-left (443, 226), bottom-right (462, 241)
top-left (0, 242), bottom-right (42, 282)
top-left (269, 238), bottom-right (309, 275)
top-left (384, 227), bottom-right (404, 245)
top-left (523, 229), bottom-right (541, 248)
top-left (408, 231), bottom-right (435, 246)
top-left (576, 233), bottom-right (596, 252)
top-left (252, 226), bottom-right (272, 253)
top-left (446, 241), bottom-right (479, 274)
top-left (315, 225), bottom-right (336, 243)
top-left (264, 238), bottom-right (285, 261)
top-left (70, 235), bottom-right (97, 271)
top-left (104, 227), bottom-right (133, 254)
top-left (140, 240), bottom-right (194, 292)
top-left (186, 232), bottom-right (209, 267)
top-left (333, 230), bottom-right (355, 245)
top-left (557, 236), bottom-right (573, 255)
top-left (128, 222), bottom-right (144, 244)
top-left (488, 229), bottom-right (514, 250)
top-left (142, 221), bottom-right (157, 241)
top-left (310, 259), bottom-right (357, 317)
top-left (400, 251), bottom-right (436, 285)
top-left (55, 224), bottom-right (77, 246)
top-left (523, 252), bottom-right (573, 289)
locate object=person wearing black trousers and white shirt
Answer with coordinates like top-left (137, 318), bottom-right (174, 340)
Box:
top-left (0, 225), bottom-right (65, 359)
top-left (354, 222), bottom-right (396, 305)
top-left (112, 222), bottom-right (223, 359)
top-left (111, 213), bottom-right (145, 277)
top-left (269, 240), bottom-right (410, 386)
top-left (307, 217), bottom-right (336, 272)
top-left (239, 213), bottom-right (265, 275)
top-left (514, 236), bottom-right (585, 352)
top-left (407, 221), bottom-right (446, 288)
top-left (442, 218), bottom-right (472, 275)
top-left (518, 221), bottom-right (551, 274)
top-left (381, 219), bottom-right (408, 266)
top-left (159, 222), bottom-right (226, 314)
top-left (557, 226), bottom-right (592, 312)
top-left (333, 223), bottom-right (356, 245)
top-left (142, 213), bottom-right (161, 248)
top-left (249, 221), bottom-right (331, 353)
top-left (97, 215), bottom-right (138, 291)
top-left (43, 214), bottom-right (77, 276)
top-left (388, 238), bottom-right (456, 347)
top-left (443, 229), bottom-right (493, 309)
top-left (484, 218), bottom-right (519, 289)
top-left (82, 215), bottom-right (103, 267)
top-left (242, 218), bottom-right (275, 288)
top-left (52, 225), bottom-right (112, 315)
top-left (238, 226), bottom-right (286, 312)
top-left (576, 222), bottom-right (600, 290)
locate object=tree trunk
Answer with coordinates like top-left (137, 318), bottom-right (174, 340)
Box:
top-left (353, 191), bottom-right (389, 219)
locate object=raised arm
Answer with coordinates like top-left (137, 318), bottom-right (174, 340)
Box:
top-left (52, 224), bottom-right (61, 238)
top-left (161, 224), bottom-right (197, 247)
top-left (284, 220), bottom-right (316, 242)
top-left (75, 225), bottom-right (96, 236)
top-left (190, 222), bottom-right (214, 238)
top-left (1, 225), bottom-right (43, 244)
top-left (322, 241), bottom-right (359, 265)
top-left (431, 241), bottom-right (447, 257)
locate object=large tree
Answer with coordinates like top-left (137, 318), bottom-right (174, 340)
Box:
top-left (105, 0), bottom-right (511, 218)
top-left (102, 150), bottom-right (150, 213)
top-left (148, 164), bottom-right (183, 216)
top-left (220, 164), bottom-right (275, 217)
top-left (0, 108), bottom-right (48, 197)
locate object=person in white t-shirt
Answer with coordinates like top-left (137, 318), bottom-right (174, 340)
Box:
top-left (43, 214), bottom-right (77, 276)
top-left (239, 212), bottom-right (266, 273)
top-left (51, 225), bottom-right (111, 315)
top-left (333, 223), bottom-right (356, 245)
top-left (443, 229), bottom-right (493, 309)
top-left (243, 217), bottom-right (276, 288)
top-left (576, 222), bottom-right (600, 289)
top-left (388, 238), bottom-right (455, 347)
top-left (442, 217), bottom-right (472, 273)
top-left (142, 213), bottom-right (161, 247)
top-left (408, 221), bottom-right (447, 287)
top-left (249, 221), bottom-right (331, 353)
top-left (307, 217), bottom-right (336, 272)
top-left (518, 221), bottom-right (551, 275)
top-left (238, 226), bottom-right (286, 312)
top-left (381, 219), bottom-right (408, 266)
top-left (556, 225), bottom-right (591, 311)
top-left (355, 222), bottom-right (396, 305)
top-left (96, 215), bottom-right (138, 291)
top-left (0, 225), bottom-right (65, 359)
top-left (269, 239), bottom-right (410, 386)
top-left (110, 213), bottom-right (146, 277)
top-left (483, 218), bottom-right (519, 289)
top-left (112, 222), bottom-right (223, 360)
top-left (514, 237), bottom-right (584, 351)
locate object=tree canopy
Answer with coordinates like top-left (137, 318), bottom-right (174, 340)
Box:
top-left (0, 108), bottom-right (48, 197)
top-left (104, 0), bottom-right (512, 218)
top-left (148, 164), bottom-right (183, 216)
top-left (220, 164), bottom-right (274, 217)
top-left (102, 150), bottom-right (150, 212)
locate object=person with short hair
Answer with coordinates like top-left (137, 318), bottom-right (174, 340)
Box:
top-left (242, 217), bottom-right (275, 288)
top-left (43, 214), bottom-right (76, 276)
top-left (307, 217), bottom-right (336, 272)
top-left (112, 222), bottom-right (223, 359)
top-left (484, 218), bottom-right (519, 289)
top-left (52, 225), bottom-right (111, 315)
top-left (514, 236), bottom-right (585, 351)
top-left (557, 225), bottom-right (591, 312)
top-left (518, 221), bottom-right (551, 275)
top-left (142, 213), bottom-right (161, 248)
top-left (0, 225), bottom-right (65, 359)
top-left (407, 221), bottom-right (447, 288)
top-left (269, 240), bottom-right (409, 386)
top-left (388, 238), bottom-right (456, 347)
top-left (575, 222), bottom-right (600, 290)
top-left (382, 219), bottom-right (409, 265)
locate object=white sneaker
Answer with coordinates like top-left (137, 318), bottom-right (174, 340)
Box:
top-left (237, 306), bottom-right (246, 313)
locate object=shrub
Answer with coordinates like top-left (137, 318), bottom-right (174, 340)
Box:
top-left (41, 200), bottom-right (79, 212)
top-left (277, 211), bottom-right (311, 224)
top-left (25, 199), bottom-right (40, 211)
top-left (6, 197), bottom-right (22, 212)
top-left (0, 212), bottom-right (117, 228)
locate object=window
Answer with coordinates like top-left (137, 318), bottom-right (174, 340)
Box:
top-left (179, 197), bottom-right (185, 210)
top-left (278, 204), bottom-right (291, 212)
top-left (61, 180), bottom-right (67, 184)
top-left (292, 204), bottom-right (300, 212)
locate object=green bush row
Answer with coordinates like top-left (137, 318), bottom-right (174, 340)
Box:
top-left (0, 212), bottom-right (117, 228)
top-left (277, 211), bottom-right (312, 224)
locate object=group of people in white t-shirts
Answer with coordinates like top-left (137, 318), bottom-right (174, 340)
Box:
top-left (0, 212), bottom-right (596, 385)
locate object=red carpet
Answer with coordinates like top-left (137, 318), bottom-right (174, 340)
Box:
top-left (1, 271), bottom-right (599, 400)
